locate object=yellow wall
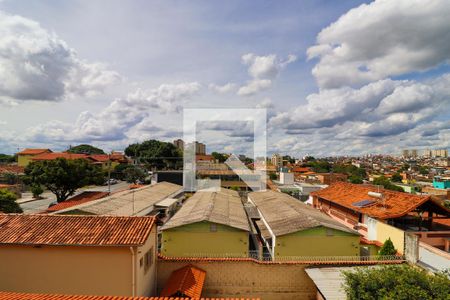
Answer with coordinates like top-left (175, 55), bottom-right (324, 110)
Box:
top-left (275, 226), bottom-right (360, 258)
top-left (375, 221), bottom-right (404, 254)
top-left (161, 221), bottom-right (249, 257)
top-left (18, 155), bottom-right (33, 167)
top-left (0, 229), bottom-right (157, 296)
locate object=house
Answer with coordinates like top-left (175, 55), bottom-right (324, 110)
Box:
top-left (46, 191), bottom-right (109, 213)
top-left (54, 182), bottom-right (183, 216)
top-left (31, 152), bottom-right (91, 162)
top-left (160, 265), bottom-right (206, 298)
top-left (311, 182), bottom-right (450, 250)
top-left (247, 190), bottom-right (360, 259)
top-left (316, 173), bottom-right (348, 185)
top-left (0, 214), bottom-right (157, 296)
top-left (195, 154), bottom-right (216, 163)
top-left (17, 148), bottom-right (52, 167)
top-left (161, 188), bottom-right (250, 257)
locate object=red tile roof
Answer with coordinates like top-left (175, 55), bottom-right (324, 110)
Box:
top-left (46, 191), bottom-right (109, 212)
top-left (0, 165), bottom-right (24, 174)
top-left (196, 154), bottom-right (215, 161)
top-left (0, 214), bottom-right (155, 246)
top-left (311, 182), bottom-right (435, 219)
top-left (0, 292), bottom-right (257, 300)
top-left (32, 153), bottom-right (90, 161)
top-left (292, 167), bottom-right (311, 173)
top-left (17, 148), bottom-right (51, 155)
top-left (160, 265), bottom-right (206, 298)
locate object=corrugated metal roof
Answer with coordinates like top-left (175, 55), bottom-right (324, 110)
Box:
top-left (160, 264), bottom-right (206, 298)
top-left (0, 214), bottom-right (155, 246)
top-left (60, 182), bottom-right (182, 216)
top-left (248, 190), bottom-right (358, 237)
top-left (0, 292), bottom-right (259, 300)
top-left (161, 188), bottom-right (250, 231)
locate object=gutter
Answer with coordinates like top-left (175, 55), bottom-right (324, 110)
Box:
top-left (129, 247), bottom-right (136, 296)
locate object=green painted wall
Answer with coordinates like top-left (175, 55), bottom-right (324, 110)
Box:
top-left (275, 226), bottom-right (360, 257)
top-left (161, 221), bottom-right (249, 257)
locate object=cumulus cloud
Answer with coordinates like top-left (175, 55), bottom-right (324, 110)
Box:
top-left (308, 0), bottom-right (450, 89)
top-left (0, 10), bottom-right (121, 104)
top-left (208, 83), bottom-right (236, 94)
top-left (238, 53), bottom-right (296, 96)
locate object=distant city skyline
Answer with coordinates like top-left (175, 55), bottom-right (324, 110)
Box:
top-left (1, 0), bottom-right (449, 157)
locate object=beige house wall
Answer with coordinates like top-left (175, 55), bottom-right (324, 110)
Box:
top-left (376, 221), bottom-right (405, 254)
top-left (157, 260), bottom-right (317, 300)
top-left (0, 229), bottom-right (157, 297)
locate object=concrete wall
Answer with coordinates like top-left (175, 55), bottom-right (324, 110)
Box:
top-left (157, 260), bottom-right (317, 300)
top-left (0, 245), bottom-right (132, 296)
top-left (275, 227), bottom-right (360, 257)
top-left (161, 221), bottom-right (249, 257)
top-left (136, 226), bottom-right (158, 296)
top-left (375, 220), bottom-right (405, 254)
top-left (418, 241), bottom-right (450, 272)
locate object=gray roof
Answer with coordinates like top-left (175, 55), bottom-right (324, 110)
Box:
top-left (58, 182), bottom-right (182, 216)
top-left (305, 267), bottom-right (355, 300)
top-left (161, 188), bottom-right (250, 231)
top-left (248, 190), bottom-right (358, 238)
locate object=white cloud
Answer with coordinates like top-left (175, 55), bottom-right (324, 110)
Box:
top-left (238, 53), bottom-right (296, 96)
top-left (0, 10), bottom-right (121, 104)
top-left (308, 0), bottom-right (450, 89)
top-left (208, 83), bottom-right (236, 94)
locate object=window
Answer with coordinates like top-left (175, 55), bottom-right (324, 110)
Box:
top-left (139, 257), bottom-right (143, 268)
top-left (143, 247), bottom-right (153, 273)
top-left (210, 223), bottom-right (217, 232)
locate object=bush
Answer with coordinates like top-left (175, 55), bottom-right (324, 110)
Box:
top-left (0, 189), bottom-right (22, 213)
top-left (343, 265), bottom-right (450, 300)
top-left (30, 184), bottom-right (43, 199)
top-left (378, 238), bottom-right (397, 256)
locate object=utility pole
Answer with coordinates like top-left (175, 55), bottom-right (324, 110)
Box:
top-left (107, 153), bottom-right (111, 194)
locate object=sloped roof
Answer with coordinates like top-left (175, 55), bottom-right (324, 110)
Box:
top-left (17, 148), bottom-right (51, 155)
top-left (162, 188), bottom-right (250, 231)
top-left (0, 292), bottom-right (258, 300)
top-left (46, 191), bottom-right (109, 212)
top-left (0, 214), bottom-right (155, 246)
top-left (310, 182), bottom-right (448, 219)
top-left (60, 182), bottom-right (183, 216)
top-left (0, 165), bottom-right (24, 174)
top-left (160, 265), bottom-right (206, 298)
top-left (248, 190), bottom-right (357, 238)
top-left (32, 153), bottom-right (90, 161)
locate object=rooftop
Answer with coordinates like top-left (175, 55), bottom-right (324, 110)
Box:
top-left (311, 182), bottom-right (449, 219)
top-left (0, 214), bottom-right (155, 246)
top-left (17, 148), bottom-right (51, 155)
top-left (162, 188), bottom-right (250, 232)
top-left (248, 190), bottom-right (357, 238)
top-left (58, 182), bottom-right (183, 216)
top-left (46, 191), bottom-right (109, 213)
top-left (32, 153), bottom-right (90, 161)
top-left (160, 265), bottom-right (206, 298)
top-left (0, 165), bottom-right (24, 174)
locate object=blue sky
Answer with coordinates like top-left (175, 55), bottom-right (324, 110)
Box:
top-left (0, 0), bottom-right (449, 157)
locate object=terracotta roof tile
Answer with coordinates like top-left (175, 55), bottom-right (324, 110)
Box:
top-left (0, 292), bottom-right (258, 300)
top-left (160, 264), bottom-right (206, 298)
top-left (46, 191), bottom-right (109, 212)
top-left (32, 153), bottom-right (90, 161)
top-left (17, 148), bottom-right (51, 155)
top-left (0, 214), bottom-right (155, 246)
top-left (311, 182), bottom-right (435, 219)
top-left (0, 165), bottom-right (24, 174)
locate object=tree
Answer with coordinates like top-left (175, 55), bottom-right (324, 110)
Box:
top-left (30, 184), bottom-right (43, 199)
top-left (3, 172), bottom-right (19, 185)
top-left (67, 144), bottom-right (105, 155)
top-left (378, 238), bottom-right (397, 256)
top-left (349, 175), bottom-right (363, 184)
top-left (419, 166), bottom-right (429, 175)
top-left (24, 158), bottom-right (105, 202)
top-left (123, 165), bottom-right (147, 183)
top-left (0, 189), bottom-right (22, 213)
top-left (343, 265), bottom-right (450, 300)
top-left (0, 153), bottom-right (16, 163)
top-left (373, 176), bottom-right (404, 192)
top-left (211, 152), bottom-right (228, 163)
top-left (391, 173), bottom-right (403, 182)
top-left (125, 140), bottom-right (181, 169)
top-left (305, 160), bottom-right (331, 173)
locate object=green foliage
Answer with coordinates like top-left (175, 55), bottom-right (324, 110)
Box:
top-left (343, 264), bottom-right (450, 300)
top-left (282, 155), bottom-right (295, 164)
top-left (125, 140), bottom-right (181, 169)
top-left (378, 238), bottom-right (397, 255)
top-left (333, 164), bottom-right (367, 179)
top-left (349, 175), bottom-right (363, 184)
top-left (30, 184), bottom-right (43, 199)
top-left (373, 176), bottom-right (404, 192)
top-left (400, 163), bottom-right (410, 171)
top-left (391, 172), bottom-right (403, 182)
top-left (123, 165), bottom-right (147, 183)
top-left (0, 189), bottom-right (22, 213)
top-left (112, 163), bottom-right (130, 180)
top-left (3, 172), bottom-right (19, 184)
top-left (305, 160), bottom-right (331, 173)
top-left (66, 144), bottom-right (105, 155)
top-left (269, 173), bottom-right (277, 180)
top-left (0, 153), bottom-right (16, 163)
top-left (24, 158), bottom-right (105, 202)
top-left (419, 166), bottom-right (429, 175)
top-left (211, 152), bottom-right (228, 163)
